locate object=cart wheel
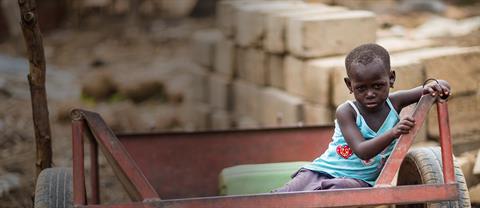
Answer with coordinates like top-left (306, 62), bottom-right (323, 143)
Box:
top-left (397, 147), bottom-right (470, 208)
top-left (34, 168), bottom-right (73, 208)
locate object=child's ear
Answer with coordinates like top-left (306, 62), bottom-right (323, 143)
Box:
top-left (389, 70), bottom-right (396, 88)
top-left (344, 77), bottom-right (352, 93)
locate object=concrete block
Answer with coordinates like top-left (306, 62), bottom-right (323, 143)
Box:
top-left (304, 58), bottom-right (341, 105)
top-left (304, 103), bottom-right (333, 126)
top-left (208, 73), bottom-right (233, 111)
top-left (267, 54), bottom-right (285, 89)
top-left (191, 29), bottom-right (223, 68)
top-left (214, 38), bottom-right (236, 79)
top-left (235, 116), bottom-right (261, 129)
top-left (235, 1), bottom-right (306, 47)
top-left (473, 149), bottom-right (480, 175)
top-left (428, 93), bottom-right (480, 140)
top-left (211, 110), bottom-right (233, 130)
top-left (287, 10), bottom-right (376, 58)
top-left (389, 57), bottom-right (424, 92)
top-left (396, 46), bottom-right (480, 96)
top-left (264, 5), bottom-right (346, 54)
top-left (236, 46), bottom-right (248, 80)
top-left (456, 151), bottom-right (478, 187)
top-left (165, 63), bottom-right (211, 104)
top-left (469, 183), bottom-right (480, 204)
top-left (261, 87), bottom-right (304, 127)
top-left (316, 56), bottom-right (349, 107)
top-left (232, 79), bottom-right (262, 120)
top-left (244, 48), bottom-right (267, 85)
top-left (377, 37), bottom-right (434, 53)
top-left (216, 0), bottom-right (259, 37)
top-left (332, 0), bottom-right (397, 14)
top-left (180, 102), bottom-right (211, 131)
top-left (284, 55), bottom-right (307, 97)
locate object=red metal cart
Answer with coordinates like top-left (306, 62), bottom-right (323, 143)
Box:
top-left (33, 95), bottom-right (470, 208)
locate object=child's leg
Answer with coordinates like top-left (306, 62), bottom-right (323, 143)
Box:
top-left (271, 168), bottom-right (330, 193)
top-left (316, 177), bottom-right (370, 190)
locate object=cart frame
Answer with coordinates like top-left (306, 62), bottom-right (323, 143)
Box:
top-left (70, 95), bottom-right (459, 207)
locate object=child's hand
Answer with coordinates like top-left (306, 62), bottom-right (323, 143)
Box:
top-left (392, 116), bottom-right (415, 138)
top-left (422, 79), bottom-right (451, 99)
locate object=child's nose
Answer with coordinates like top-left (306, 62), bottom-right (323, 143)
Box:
top-left (366, 90), bottom-right (375, 98)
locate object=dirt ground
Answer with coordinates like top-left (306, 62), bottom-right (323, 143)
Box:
top-left (0, 2), bottom-right (479, 207)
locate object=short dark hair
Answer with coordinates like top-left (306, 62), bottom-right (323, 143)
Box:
top-left (345, 43), bottom-right (390, 74)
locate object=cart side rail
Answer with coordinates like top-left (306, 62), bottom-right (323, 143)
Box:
top-left (376, 95), bottom-right (455, 186)
top-left (71, 109), bottom-right (159, 205)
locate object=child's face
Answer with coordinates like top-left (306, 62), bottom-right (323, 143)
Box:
top-left (344, 59), bottom-right (395, 112)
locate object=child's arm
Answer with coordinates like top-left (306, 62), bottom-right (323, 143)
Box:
top-left (389, 79), bottom-right (451, 112)
top-left (336, 105), bottom-right (415, 160)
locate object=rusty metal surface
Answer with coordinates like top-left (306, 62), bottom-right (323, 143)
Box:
top-left (76, 184), bottom-right (458, 208)
top-left (72, 119), bottom-right (87, 205)
top-left (117, 126), bottom-right (334, 199)
top-left (437, 102), bottom-right (456, 184)
top-left (71, 109), bottom-right (159, 202)
top-left (376, 95), bottom-right (437, 186)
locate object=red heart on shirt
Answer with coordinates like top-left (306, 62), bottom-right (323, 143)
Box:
top-left (336, 145), bottom-right (353, 159)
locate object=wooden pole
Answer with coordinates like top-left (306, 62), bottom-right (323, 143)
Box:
top-left (17, 0), bottom-right (53, 182)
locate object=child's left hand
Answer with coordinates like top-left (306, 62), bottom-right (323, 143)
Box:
top-left (422, 79), bottom-right (451, 99)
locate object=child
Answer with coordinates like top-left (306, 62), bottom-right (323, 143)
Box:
top-left (272, 43), bottom-right (450, 192)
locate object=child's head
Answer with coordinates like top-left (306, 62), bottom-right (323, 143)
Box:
top-left (344, 43), bottom-right (395, 111)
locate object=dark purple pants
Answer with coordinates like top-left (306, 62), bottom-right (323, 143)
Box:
top-left (271, 168), bottom-right (371, 193)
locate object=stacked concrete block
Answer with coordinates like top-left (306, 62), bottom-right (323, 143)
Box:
top-left (287, 10), bottom-right (376, 58)
top-left (211, 110), bottom-right (233, 130)
top-left (396, 47), bottom-right (480, 96)
top-left (192, 29), bottom-right (223, 68)
top-left (304, 102), bottom-right (333, 126)
top-left (208, 73), bottom-right (233, 111)
top-left (235, 0), bottom-right (307, 47)
top-left (214, 38), bottom-right (236, 78)
top-left (264, 5), bottom-right (346, 54)
top-left (266, 54), bottom-right (285, 89)
top-left (232, 79), bottom-right (262, 122)
top-left (261, 87), bottom-right (305, 127)
top-left (244, 48), bottom-right (268, 85)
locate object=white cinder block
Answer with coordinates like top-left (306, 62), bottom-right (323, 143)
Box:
top-left (192, 29), bottom-right (223, 67)
top-left (244, 48), bottom-right (267, 85)
top-left (264, 5), bottom-right (346, 54)
top-left (287, 10), bottom-right (376, 58)
top-left (234, 1), bottom-right (306, 47)
top-left (396, 46), bottom-right (480, 96)
top-left (208, 73), bottom-right (233, 111)
top-left (214, 38), bottom-right (236, 79)
top-left (211, 110), bottom-right (233, 130)
top-left (232, 79), bottom-right (262, 120)
top-left (267, 54), bottom-right (285, 89)
top-left (261, 87), bottom-right (305, 127)
top-left (284, 55), bottom-right (307, 98)
top-left (304, 103), bottom-right (333, 126)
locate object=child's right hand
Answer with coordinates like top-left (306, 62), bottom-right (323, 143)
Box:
top-left (392, 116), bottom-right (415, 138)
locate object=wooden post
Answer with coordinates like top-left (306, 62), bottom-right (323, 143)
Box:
top-left (17, 0), bottom-right (53, 182)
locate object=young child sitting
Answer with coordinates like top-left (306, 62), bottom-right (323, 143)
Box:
top-left (272, 43), bottom-right (451, 192)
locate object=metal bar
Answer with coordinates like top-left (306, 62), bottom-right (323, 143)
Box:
top-left (437, 102), bottom-right (456, 184)
top-left (76, 184), bottom-right (458, 208)
top-left (71, 109), bottom-right (159, 201)
top-left (89, 137), bottom-right (100, 204)
top-left (72, 114), bottom-right (87, 205)
top-left (375, 95), bottom-right (436, 186)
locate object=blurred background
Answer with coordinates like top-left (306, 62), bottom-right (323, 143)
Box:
top-left (0, 0), bottom-right (479, 207)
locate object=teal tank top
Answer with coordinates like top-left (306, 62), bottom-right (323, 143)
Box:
top-left (303, 98), bottom-right (400, 186)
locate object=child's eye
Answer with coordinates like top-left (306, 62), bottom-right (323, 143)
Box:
top-left (355, 87), bottom-right (366, 92)
top-left (373, 84), bottom-right (384, 89)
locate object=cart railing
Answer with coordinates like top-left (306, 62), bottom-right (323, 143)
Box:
top-left (71, 94), bottom-right (458, 208)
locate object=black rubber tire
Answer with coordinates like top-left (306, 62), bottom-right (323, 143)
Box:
top-left (34, 168), bottom-right (73, 208)
top-left (397, 147), bottom-right (470, 208)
